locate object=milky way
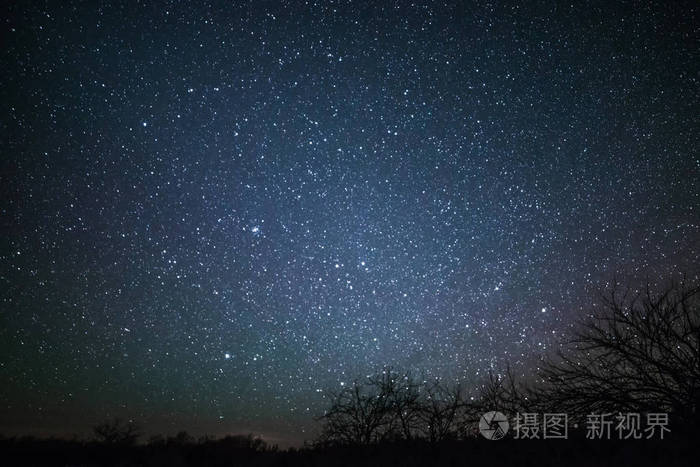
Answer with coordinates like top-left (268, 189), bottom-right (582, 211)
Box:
top-left (1, 1), bottom-right (698, 445)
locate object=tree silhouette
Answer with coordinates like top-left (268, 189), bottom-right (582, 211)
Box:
top-left (317, 277), bottom-right (700, 446)
top-left (92, 418), bottom-right (141, 445)
top-left (373, 370), bottom-right (424, 440)
top-left (317, 373), bottom-right (395, 444)
top-left (317, 369), bottom-right (478, 444)
top-left (474, 367), bottom-right (532, 416)
top-left (417, 379), bottom-right (470, 442)
top-left (537, 278), bottom-right (700, 427)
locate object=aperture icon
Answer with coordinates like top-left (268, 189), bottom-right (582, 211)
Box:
top-left (479, 411), bottom-right (509, 440)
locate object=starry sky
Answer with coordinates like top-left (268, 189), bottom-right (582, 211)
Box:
top-left (1, 0), bottom-right (698, 446)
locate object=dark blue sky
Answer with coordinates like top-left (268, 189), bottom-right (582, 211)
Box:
top-left (1, 0), bottom-right (698, 446)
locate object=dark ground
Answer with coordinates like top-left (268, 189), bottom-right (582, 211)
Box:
top-left (1, 434), bottom-right (697, 467)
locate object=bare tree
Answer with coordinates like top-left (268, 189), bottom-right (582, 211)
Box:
top-left (474, 367), bottom-right (535, 416)
top-left (417, 379), bottom-right (469, 442)
top-left (316, 278), bottom-right (700, 445)
top-left (317, 375), bottom-right (394, 445)
top-left (318, 369), bottom-right (472, 445)
top-left (93, 418), bottom-right (141, 445)
top-left (373, 370), bottom-right (423, 440)
top-left (538, 278), bottom-right (700, 426)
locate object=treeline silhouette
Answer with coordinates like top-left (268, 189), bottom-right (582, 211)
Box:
top-left (317, 278), bottom-right (700, 445)
top-left (2, 277), bottom-right (698, 466)
top-left (0, 431), bottom-right (278, 467)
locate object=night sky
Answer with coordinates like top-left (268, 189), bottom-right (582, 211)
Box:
top-left (1, 1), bottom-right (698, 446)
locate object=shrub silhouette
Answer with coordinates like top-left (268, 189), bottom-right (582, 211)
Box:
top-left (92, 418), bottom-right (141, 445)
